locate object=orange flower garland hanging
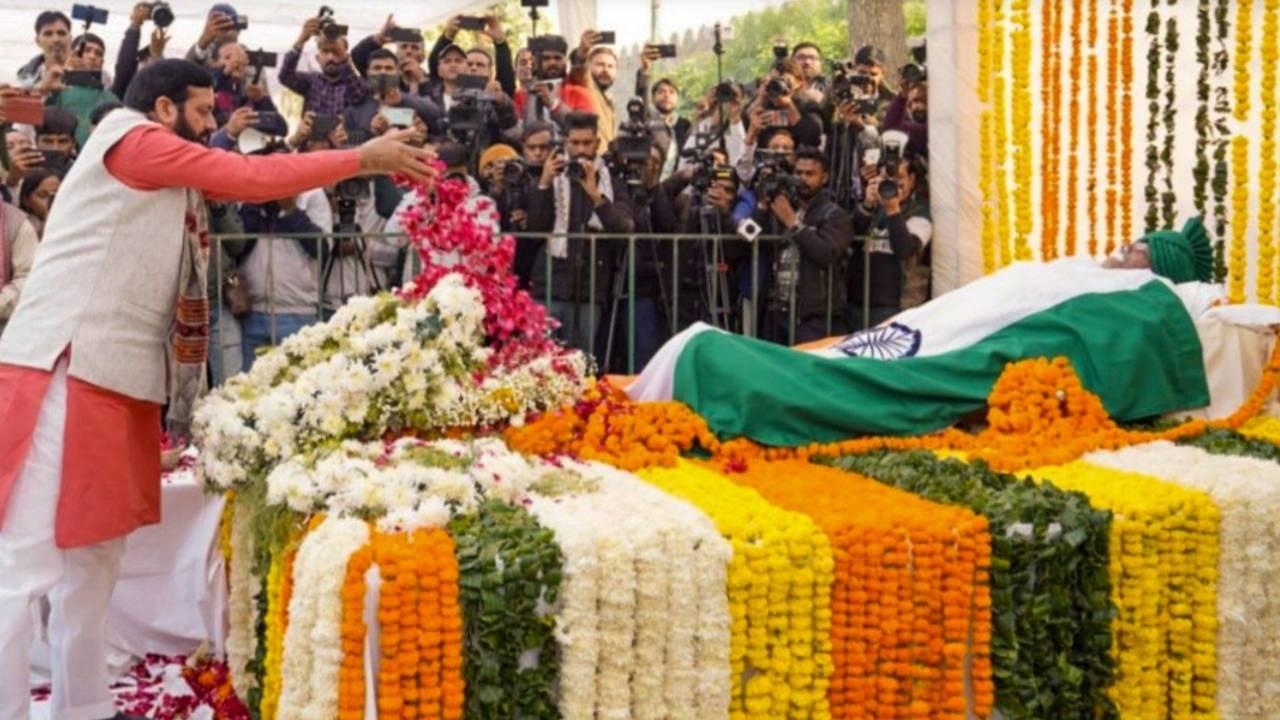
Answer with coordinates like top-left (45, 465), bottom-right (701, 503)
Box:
top-left (979, 0), bottom-right (998, 274)
top-left (1105, 9), bottom-right (1120, 254)
top-left (1039, 0), bottom-right (1061, 260)
top-left (1120, 0), bottom-right (1136, 245)
top-left (994, 0), bottom-right (1015, 268)
top-left (1086, 0), bottom-right (1099, 256)
top-left (338, 542), bottom-right (373, 720)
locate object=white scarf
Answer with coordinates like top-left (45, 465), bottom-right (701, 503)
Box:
top-left (550, 158), bottom-right (613, 258)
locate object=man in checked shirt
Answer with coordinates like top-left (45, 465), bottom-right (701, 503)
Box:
top-left (279, 13), bottom-right (369, 116)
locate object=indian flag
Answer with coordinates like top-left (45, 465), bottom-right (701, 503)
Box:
top-left (628, 259), bottom-right (1212, 446)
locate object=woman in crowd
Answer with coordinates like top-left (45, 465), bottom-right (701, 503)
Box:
top-left (18, 168), bottom-right (60, 239)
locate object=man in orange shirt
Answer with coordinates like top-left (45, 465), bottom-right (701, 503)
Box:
top-left (0, 59), bottom-right (435, 720)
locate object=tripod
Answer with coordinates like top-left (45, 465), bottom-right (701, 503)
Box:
top-left (602, 182), bottom-right (674, 373)
top-left (320, 203), bottom-right (383, 316)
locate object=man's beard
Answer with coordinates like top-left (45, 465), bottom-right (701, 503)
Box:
top-left (911, 110), bottom-right (926, 123)
top-left (594, 75), bottom-right (614, 91)
top-left (323, 62), bottom-right (343, 77)
top-left (175, 114), bottom-right (210, 145)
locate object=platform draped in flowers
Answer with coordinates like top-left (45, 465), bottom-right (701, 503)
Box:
top-left (195, 176), bottom-right (1280, 720)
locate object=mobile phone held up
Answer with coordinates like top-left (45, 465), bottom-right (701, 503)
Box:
top-left (652, 44), bottom-right (677, 59)
top-left (596, 31), bottom-right (616, 45)
top-left (457, 16), bottom-right (487, 31)
top-left (388, 27), bottom-right (422, 44)
top-left (2, 93), bottom-right (45, 126)
top-left (383, 107), bottom-right (414, 129)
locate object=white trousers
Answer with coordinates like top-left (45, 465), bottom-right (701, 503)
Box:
top-left (0, 361), bottom-right (126, 720)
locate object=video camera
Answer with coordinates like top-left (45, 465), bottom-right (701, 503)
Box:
top-left (752, 149), bottom-right (802, 205)
top-left (901, 38), bottom-right (927, 86)
top-left (144, 1), bottom-right (174, 28)
top-left (317, 6), bottom-right (348, 41)
top-left (447, 74), bottom-right (491, 136)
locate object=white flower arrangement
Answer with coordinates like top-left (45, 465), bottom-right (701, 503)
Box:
top-left (225, 495), bottom-right (260, 701)
top-left (193, 274), bottom-right (588, 496)
top-left (1087, 441), bottom-right (1280, 719)
top-left (525, 461), bottom-right (733, 720)
top-left (276, 517), bottom-right (371, 720)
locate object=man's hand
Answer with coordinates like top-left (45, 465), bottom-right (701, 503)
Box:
top-left (483, 15), bottom-right (506, 44)
top-left (245, 77), bottom-right (266, 102)
top-left (578, 30), bottom-right (601, 58)
top-left (358, 128), bottom-right (440, 185)
top-left (225, 106), bottom-right (259, 139)
top-left (863, 176), bottom-right (882, 210)
top-left (200, 12), bottom-right (236, 50)
top-left (882, 187), bottom-right (902, 215)
top-left (370, 111), bottom-right (390, 136)
top-left (511, 208), bottom-right (528, 230)
top-left (374, 14), bottom-right (396, 45)
top-left (746, 105), bottom-right (768, 142)
top-left (539, 152), bottom-right (566, 188)
top-left (5, 148), bottom-right (43, 185)
top-left (400, 57), bottom-right (426, 84)
top-left (130, 2), bottom-right (150, 28)
top-left (485, 79), bottom-right (510, 106)
top-left (444, 15), bottom-right (461, 40)
top-left (296, 17), bottom-right (321, 50)
top-left (149, 28), bottom-right (170, 60)
top-left (409, 114), bottom-right (428, 146)
top-left (329, 119), bottom-right (348, 148)
top-left (532, 81), bottom-right (555, 108)
top-left (640, 44), bottom-right (662, 74)
top-left (771, 194), bottom-right (798, 228)
top-left (289, 111), bottom-right (316, 148)
top-left (577, 159), bottom-right (601, 203)
top-left (38, 64), bottom-right (65, 94)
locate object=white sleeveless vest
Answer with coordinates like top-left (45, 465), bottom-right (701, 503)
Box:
top-left (0, 109), bottom-right (188, 404)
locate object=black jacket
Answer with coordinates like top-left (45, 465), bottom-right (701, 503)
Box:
top-left (527, 170), bottom-right (635, 303)
top-left (778, 189), bottom-right (854, 320)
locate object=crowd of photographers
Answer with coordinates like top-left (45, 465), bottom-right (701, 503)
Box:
top-left (0, 2), bottom-right (931, 376)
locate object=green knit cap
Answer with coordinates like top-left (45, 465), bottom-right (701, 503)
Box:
top-left (1140, 216), bottom-right (1213, 283)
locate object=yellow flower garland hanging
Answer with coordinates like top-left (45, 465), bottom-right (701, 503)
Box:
top-left (1228, 0), bottom-right (1253, 302)
top-left (1119, 0), bottom-right (1136, 247)
top-left (1040, 0), bottom-right (1060, 261)
top-left (1105, 10), bottom-right (1120, 254)
top-left (979, 0), bottom-right (997, 274)
top-left (1086, 0), bottom-right (1099, 256)
top-left (1065, 0), bottom-right (1083, 257)
top-left (1010, 0), bottom-right (1034, 261)
top-left (1259, 0), bottom-right (1279, 305)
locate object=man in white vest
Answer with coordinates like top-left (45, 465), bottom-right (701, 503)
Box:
top-left (0, 59), bottom-right (436, 720)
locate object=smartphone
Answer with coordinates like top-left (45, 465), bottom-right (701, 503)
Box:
top-left (71, 3), bottom-right (109, 25)
top-left (388, 27), bottom-right (422, 44)
top-left (458, 15), bottom-right (487, 31)
top-left (653, 44), bottom-right (677, 59)
top-left (41, 150), bottom-right (71, 175)
top-left (63, 70), bottom-right (103, 89)
top-left (456, 74), bottom-right (488, 91)
top-left (235, 15), bottom-right (249, 30)
top-left (596, 31), bottom-right (616, 45)
top-left (253, 111), bottom-right (282, 130)
top-left (311, 113), bottom-right (340, 139)
top-left (246, 50), bottom-right (278, 68)
top-left (383, 107), bottom-right (414, 129)
top-left (2, 94), bottom-right (45, 126)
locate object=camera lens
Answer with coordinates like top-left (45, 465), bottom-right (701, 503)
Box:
top-left (879, 179), bottom-right (899, 201)
top-left (151, 3), bottom-right (174, 28)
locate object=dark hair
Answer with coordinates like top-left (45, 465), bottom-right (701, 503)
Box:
top-left (73, 33), bottom-right (105, 55)
top-left (652, 77), bottom-right (679, 96)
top-left (522, 121), bottom-right (556, 141)
top-left (20, 168), bottom-right (58, 211)
top-left (37, 107), bottom-right (78, 139)
top-left (89, 100), bottom-right (123, 126)
top-left (34, 11), bottom-right (70, 34)
top-left (794, 146), bottom-right (829, 171)
top-left (773, 58), bottom-right (802, 80)
top-left (791, 42), bottom-right (821, 58)
top-left (760, 126), bottom-right (795, 147)
top-left (854, 45), bottom-right (886, 68)
top-left (367, 48), bottom-right (397, 64)
top-left (124, 60), bottom-right (214, 113)
top-left (536, 35), bottom-right (569, 55)
top-left (437, 141), bottom-right (469, 169)
top-left (564, 111), bottom-right (599, 135)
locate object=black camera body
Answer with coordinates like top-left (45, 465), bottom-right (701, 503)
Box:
top-left (613, 98), bottom-right (654, 164)
top-left (901, 62), bottom-right (927, 86)
top-left (877, 130), bottom-right (910, 201)
top-left (753, 150), bottom-right (801, 205)
top-left (765, 78), bottom-right (789, 105)
top-left (564, 156), bottom-right (587, 183)
top-left (317, 6), bottom-right (348, 41)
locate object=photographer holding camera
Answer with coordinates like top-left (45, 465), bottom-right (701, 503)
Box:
top-left (849, 135), bottom-right (932, 328)
top-left (760, 147), bottom-right (851, 343)
top-left (186, 3), bottom-right (242, 67)
top-left (280, 12), bottom-right (367, 116)
top-left (527, 111), bottom-right (633, 355)
top-left (884, 79), bottom-right (928, 161)
top-left (502, 121), bottom-right (556, 287)
top-left (210, 42), bottom-right (284, 132)
top-left (744, 57), bottom-right (824, 150)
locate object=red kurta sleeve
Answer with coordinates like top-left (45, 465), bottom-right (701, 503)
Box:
top-left (104, 125), bottom-right (362, 203)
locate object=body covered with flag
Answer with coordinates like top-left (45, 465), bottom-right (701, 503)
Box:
top-left (628, 258), bottom-right (1266, 447)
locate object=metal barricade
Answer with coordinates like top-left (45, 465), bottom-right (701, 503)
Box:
top-left (209, 230), bottom-right (880, 385)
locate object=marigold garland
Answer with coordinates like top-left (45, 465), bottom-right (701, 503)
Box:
top-left (1010, 0), bottom-right (1034, 261)
top-left (1086, 0), bottom-right (1099, 257)
top-left (1105, 9), bottom-right (1120, 254)
top-left (1029, 462), bottom-right (1220, 718)
top-left (1120, 0), bottom-right (1136, 245)
top-left (724, 459), bottom-right (994, 720)
top-left (1065, 0), bottom-right (1082, 257)
top-left (504, 380), bottom-right (719, 470)
top-left (1040, 0), bottom-right (1062, 260)
top-left (1258, 0), bottom-right (1279, 305)
top-left (993, 0), bottom-right (1015, 268)
top-left (1229, 136), bottom-right (1252, 303)
top-left (337, 542), bottom-right (372, 720)
top-left (978, 0), bottom-right (997, 274)
top-left (638, 461), bottom-right (835, 720)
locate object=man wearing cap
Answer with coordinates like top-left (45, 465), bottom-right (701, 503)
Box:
top-left (569, 31), bottom-right (619, 151)
top-left (514, 35), bottom-right (595, 126)
top-left (343, 48), bottom-right (443, 139)
top-left (0, 58), bottom-right (435, 720)
top-left (430, 15), bottom-right (516, 98)
top-left (479, 143), bottom-right (518, 192)
top-left (280, 13), bottom-right (368, 116)
top-left (1104, 217), bottom-right (1216, 284)
top-left (186, 3), bottom-right (242, 67)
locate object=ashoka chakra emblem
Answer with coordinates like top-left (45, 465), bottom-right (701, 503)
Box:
top-left (835, 322), bottom-right (922, 359)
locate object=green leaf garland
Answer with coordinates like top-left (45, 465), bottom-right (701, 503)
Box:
top-left (826, 451), bottom-right (1118, 720)
top-left (1212, 0), bottom-right (1232, 280)
top-left (449, 499), bottom-right (564, 719)
top-left (1145, 8), bottom-right (1163, 233)
top-left (1161, 9), bottom-right (1178, 228)
top-left (1178, 427), bottom-right (1280, 462)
